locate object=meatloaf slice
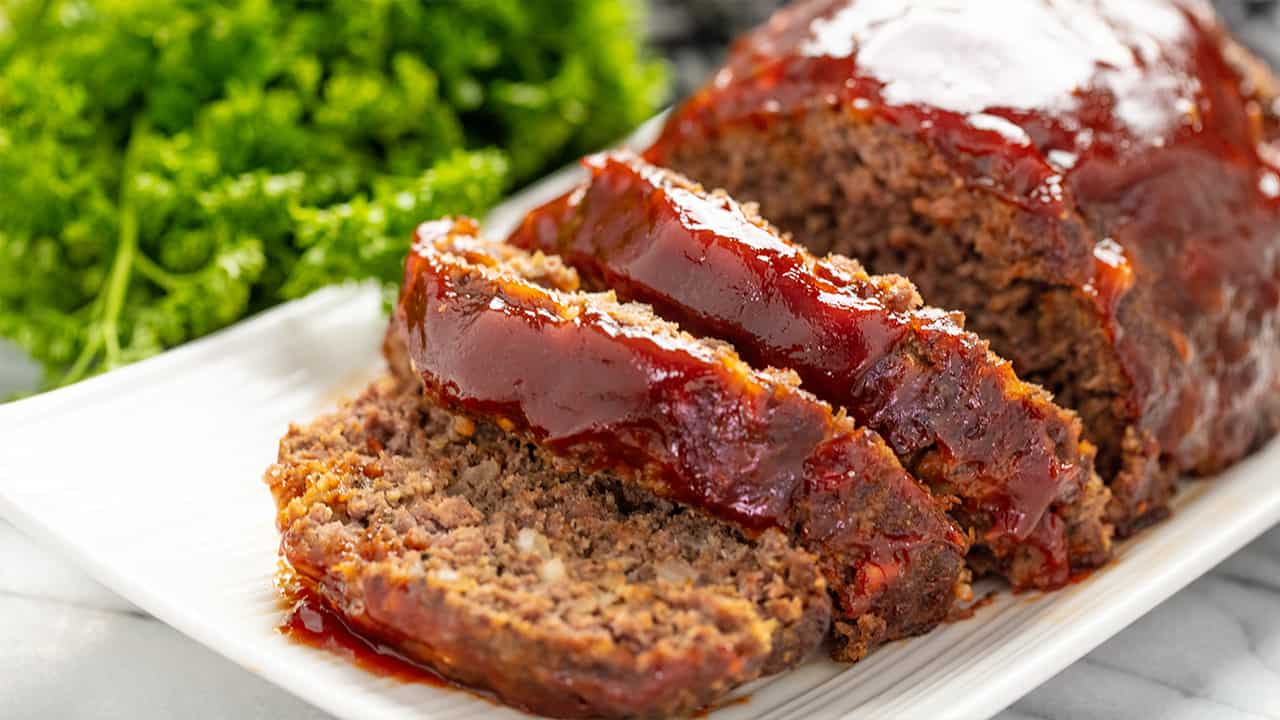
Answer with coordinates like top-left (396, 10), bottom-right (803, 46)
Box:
top-left (509, 150), bottom-right (1111, 589)
top-left (267, 373), bottom-right (831, 719)
top-left (394, 216), bottom-right (969, 661)
top-left (647, 0), bottom-right (1280, 535)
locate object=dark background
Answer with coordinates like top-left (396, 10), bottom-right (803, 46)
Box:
top-left (649, 0), bottom-right (1280, 98)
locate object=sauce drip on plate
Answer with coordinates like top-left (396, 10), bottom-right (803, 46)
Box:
top-left (276, 569), bottom-right (449, 687)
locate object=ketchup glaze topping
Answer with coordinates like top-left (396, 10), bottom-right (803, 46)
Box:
top-left (511, 151), bottom-right (1104, 587)
top-left (649, 0), bottom-right (1280, 506)
top-left (396, 217), bottom-right (967, 624)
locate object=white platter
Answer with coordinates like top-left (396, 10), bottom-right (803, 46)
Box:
top-left (2, 145), bottom-right (1280, 720)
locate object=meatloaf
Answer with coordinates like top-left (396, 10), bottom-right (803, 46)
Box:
top-left (647, 0), bottom-right (1280, 534)
top-left (395, 216), bottom-right (969, 660)
top-left (509, 150), bottom-right (1111, 589)
top-left (266, 371), bottom-right (831, 719)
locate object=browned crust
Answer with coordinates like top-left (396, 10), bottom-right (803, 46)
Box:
top-left (396, 218), bottom-right (969, 660)
top-left (510, 151), bottom-right (1111, 587)
top-left (651, 94), bottom-right (1280, 537)
top-left (268, 373), bottom-right (832, 718)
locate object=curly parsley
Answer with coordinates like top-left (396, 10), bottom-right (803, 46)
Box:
top-left (0, 0), bottom-right (666, 391)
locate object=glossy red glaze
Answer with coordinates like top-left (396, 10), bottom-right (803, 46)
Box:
top-left (649, 0), bottom-right (1280, 521)
top-left (400, 220), bottom-right (821, 533)
top-left (277, 572), bottom-right (450, 687)
top-left (396, 217), bottom-right (967, 643)
top-left (510, 152), bottom-right (1106, 587)
top-left (651, 0), bottom-right (1276, 215)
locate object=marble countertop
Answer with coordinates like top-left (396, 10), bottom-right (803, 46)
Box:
top-left (1, 517), bottom-right (1276, 719)
top-left (3, 4), bottom-right (1279, 719)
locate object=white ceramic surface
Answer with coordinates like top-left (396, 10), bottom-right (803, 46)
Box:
top-left (1, 124), bottom-right (1278, 719)
top-left (3, 520), bottom-right (1277, 719)
top-left (1, 266), bottom-right (1279, 720)
top-left (5, 515), bottom-right (1274, 717)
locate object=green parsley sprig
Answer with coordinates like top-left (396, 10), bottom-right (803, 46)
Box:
top-left (0, 0), bottom-right (666, 393)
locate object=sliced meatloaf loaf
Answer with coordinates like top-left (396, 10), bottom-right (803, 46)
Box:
top-left (266, 371), bottom-right (831, 719)
top-left (647, 0), bottom-right (1280, 534)
top-left (394, 216), bottom-right (969, 661)
top-left (509, 150), bottom-right (1111, 589)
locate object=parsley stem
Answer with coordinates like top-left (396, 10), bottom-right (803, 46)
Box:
top-left (133, 252), bottom-right (180, 292)
top-left (98, 117), bottom-right (149, 371)
top-left (60, 115), bottom-right (150, 387)
top-left (57, 324), bottom-right (100, 387)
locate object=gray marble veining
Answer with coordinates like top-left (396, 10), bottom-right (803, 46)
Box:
top-left (1, 518), bottom-right (1276, 719)
top-left (1, 4), bottom-right (1278, 717)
